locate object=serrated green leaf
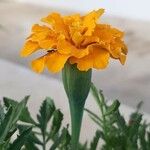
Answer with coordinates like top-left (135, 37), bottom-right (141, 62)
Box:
top-left (89, 115), bottom-right (102, 127)
top-left (5, 128), bottom-right (17, 141)
top-left (85, 108), bottom-right (102, 126)
top-left (147, 132), bottom-right (150, 148)
top-left (37, 97), bottom-right (55, 131)
top-left (47, 109), bottom-right (63, 141)
top-left (11, 97), bottom-right (28, 125)
top-left (36, 97), bottom-right (56, 149)
top-left (23, 141), bottom-right (39, 150)
top-left (90, 130), bottom-right (101, 150)
top-left (0, 104), bottom-right (4, 125)
top-left (0, 139), bottom-right (10, 150)
top-left (18, 125), bottom-right (40, 150)
top-left (90, 83), bottom-right (102, 108)
top-left (0, 106), bottom-right (13, 143)
top-left (104, 100), bottom-right (120, 116)
top-left (59, 126), bottom-right (71, 149)
top-left (3, 96), bottom-right (36, 124)
top-left (139, 124), bottom-right (147, 149)
top-left (128, 112), bottom-right (142, 142)
top-left (85, 108), bottom-right (102, 122)
top-left (0, 97), bottom-right (28, 143)
top-left (115, 111), bottom-right (127, 131)
top-left (50, 127), bottom-right (70, 150)
top-left (18, 124), bottom-right (42, 146)
top-left (78, 141), bottom-right (88, 150)
top-left (8, 127), bottom-right (32, 150)
top-left (125, 112), bottom-right (142, 149)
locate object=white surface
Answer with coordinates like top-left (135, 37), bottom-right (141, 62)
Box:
top-left (0, 59), bottom-right (96, 142)
top-left (1, 2), bottom-right (150, 113)
top-left (0, 59), bottom-right (150, 142)
top-left (17, 0), bottom-right (150, 21)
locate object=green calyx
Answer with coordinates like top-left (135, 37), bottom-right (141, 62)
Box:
top-left (62, 62), bottom-right (92, 149)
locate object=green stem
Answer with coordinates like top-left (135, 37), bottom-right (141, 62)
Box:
top-left (62, 62), bottom-right (92, 150)
top-left (69, 97), bottom-right (85, 150)
top-left (98, 93), bottom-right (108, 142)
top-left (42, 132), bottom-right (46, 150)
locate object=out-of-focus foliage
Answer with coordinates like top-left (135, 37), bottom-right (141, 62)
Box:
top-left (1, 96), bottom-right (71, 150)
top-left (85, 83), bottom-right (150, 150)
top-left (0, 84), bottom-right (150, 149)
top-left (0, 96), bottom-right (32, 150)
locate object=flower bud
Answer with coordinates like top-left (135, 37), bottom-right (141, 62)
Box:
top-left (62, 62), bottom-right (92, 149)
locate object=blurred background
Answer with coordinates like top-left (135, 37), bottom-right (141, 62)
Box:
top-left (0, 0), bottom-right (150, 142)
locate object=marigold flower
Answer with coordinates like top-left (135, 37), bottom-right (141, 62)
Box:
top-left (20, 9), bottom-right (127, 73)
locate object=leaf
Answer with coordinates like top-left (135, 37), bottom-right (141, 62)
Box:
top-left (85, 108), bottom-right (102, 127)
top-left (89, 115), bottom-right (102, 127)
top-left (0, 104), bottom-right (4, 124)
top-left (22, 141), bottom-right (39, 150)
top-left (91, 83), bottom-right (107, 112)
top-left (59, 126), bottom-right (71, 149)
top-left (0, 97), bottom-right (28, 143)
top-left (139, 124), bottom-right (147, 150)
top-left (3, 96), bottom-right (36, 124)
top-left (90, 130), bottom-right (101, 150)
top-left (147, 132), bottom-right (150, 148)
top-left (115, 111), bottom-right (127, 131)
top-left (78, 141), bottom-right (88, 150)
top-left (8, 127), bottom-right (32, 150)
top-left (11, 97), bottom-right (28, 125)
top-left (47, 109), bottom-right (63, 141)
top-left (0, 107), bottom-right (13, 143)
top-left (128, 112), bottom-right (142, 142)
top-left (18, 124), bottom-right (42, 146)
top-left (90, 83), bottom-right (102, 108)
top-left (50, 127), bottom-right (70, 150)
top-left (104, 100), bottom-right (120, 116)
top-left (37, 97), bottom-right (55, 132)
top-left (124, 112), bottom-right (143, 149)
top-left (90, 84), bottom-right (128, 149)
top-left (85, 108), bottom-right (102, 123)
top-left (5, 128), bottom-right (17, 140)
top-left (0, 139), bottom-right (10, 150)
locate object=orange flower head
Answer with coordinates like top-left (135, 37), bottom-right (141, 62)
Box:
top-left (20, 9), bottom-right (127, 73)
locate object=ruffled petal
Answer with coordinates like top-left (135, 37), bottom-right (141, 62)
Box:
top-left (41, 13), bottom-right (69, 39)
top-left (39, 38), bottom-right (57, 49)
top-left (20, 41), bottom-right (39, 57)
top-left (92, 47), bottom-right (110, 69)
top-left (30, 31), bottom-right (50, 42)
top-left (57, 39), bottom-right (71, 54)
top-left (93, 25), bottom-right (113, 43)
top-left (63, 14), bottom-right (81, 25)
top-left (81, 36), bottom-right (99, 47)
top-left (30, 24), bottom-right (57, 43)
top-left (57, 39), bottom-right (89, 58)
top-left (70, 55), bottom-right (93, 71)
top-left (119, 54), bottom-right (126, 65)
top-left (31, 56), bottom-right (46, 73)
top-left (70, 46), bottom-right (110, 71)
top-left (110, 28), bottom-right (124, 38)
top-left (109, 39), bottom-right (127, 58)
top-left (46, 52), bottom-right (69, 73)
top-left (83, 9), bottom-right (104, 36)
top-left (71, 31), bottom-right (83, 47)
top-left (32, 24), bottom-right (50, 33)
